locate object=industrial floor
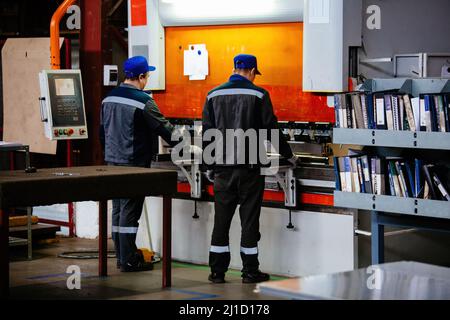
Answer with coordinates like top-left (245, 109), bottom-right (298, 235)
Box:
top-left (9, 237), bottom-right (284, 300)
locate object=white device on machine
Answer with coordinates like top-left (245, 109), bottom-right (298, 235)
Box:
top-left (39, 69), bottom-right (88, 140)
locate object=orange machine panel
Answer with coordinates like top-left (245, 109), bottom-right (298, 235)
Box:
top-left (153, 23), bottom-right (334, 122)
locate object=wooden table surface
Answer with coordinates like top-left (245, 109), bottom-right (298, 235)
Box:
top-left (0, 165), bottom-right (177, 299)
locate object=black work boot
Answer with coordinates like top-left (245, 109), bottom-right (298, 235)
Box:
top-left (120, 252), bottom-right (154, 272)
top-left (242, 270), bottom-right (270, 283)
top-left (121, 260), bottom-right (154, 272)
top-left (208, 272), bottom-right (226, 284)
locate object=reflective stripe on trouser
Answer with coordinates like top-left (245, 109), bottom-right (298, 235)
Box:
top-left (111, 197), bottom-right (145, 265)
top-left (209, 168), bottom-right (265, 274)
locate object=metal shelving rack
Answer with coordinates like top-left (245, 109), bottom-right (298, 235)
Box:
top-left (334, 128), bottom-right (450, 150)
top-left (334, 192), bottom-right (450, 220)
top-left (333, 78), bottom-right (450, 265)
top-left (0, 143), bottom-right (33, 260)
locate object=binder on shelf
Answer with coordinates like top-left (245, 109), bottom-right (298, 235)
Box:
top-left (361, 94), bottom-right (369, 129)
top-left (375, 93), bottom-right (387, 130)
top-left (436, 95), bottom-right (446, 132)
top-left (395, 161), bottom-right (408, 198)
top-left (361, 155), bottom-right (373, 194)
top-left (415, 159), bottom-right (423, 198)
top-left (344, 157), bottom-right (352, 193)
top-left (352, 94), bottom-right (365, 129)
top-left (366, 93), bottom-right (375, 129)
top-left (427, 95), bottom-right (438, 132)
top-left (403, 162), bottom-right (415, 198)
top-left (433, 174), bottom-right (450, 201)
top-left (357, 157), bottom-right (366, 193)
top-left (345, 95), bottom-right (353, 129)
top-left (338, 157), bottom-right (347, 192)
top-left (422, 164), bottom-right (438, 200)
top-left (403, 94), bottom-right (416, 132)
top-left (351, 157), bottom-right (360, 193)
top-left (333, 156), bottom-right (341, 192)
top-left (411, 96), bottom-right (421, 131)
top-left (444, 94), bottom-right (450, 132)
top-left (385, 94), bottom-right (394, 131)
top-left (388, 161), bottom-right (401, 197)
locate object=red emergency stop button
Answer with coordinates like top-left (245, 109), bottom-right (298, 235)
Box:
top-left (68, 129), bottom-right (74, 136)
top-left (54, 129), bottom-right (59, 137)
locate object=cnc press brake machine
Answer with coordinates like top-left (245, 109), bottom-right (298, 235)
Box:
top-left (127, 0), bottom-right (357, 277)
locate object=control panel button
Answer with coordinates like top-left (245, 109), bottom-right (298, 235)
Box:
top-left (68, 129), bottom-right (74, 136)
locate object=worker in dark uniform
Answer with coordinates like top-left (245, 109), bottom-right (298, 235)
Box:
top-left (202, 54), bottom-right (299, 283)
top-left (100, 56), bottom-right (177, 272)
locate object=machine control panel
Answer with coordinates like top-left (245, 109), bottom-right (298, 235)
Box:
top-left (39, 69), bottom-right (88, 141)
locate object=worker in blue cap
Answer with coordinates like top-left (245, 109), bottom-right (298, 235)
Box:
top-left (100, 56), bottom-right (200, 272)
top-left (202, 54), bottom-right (299, 283)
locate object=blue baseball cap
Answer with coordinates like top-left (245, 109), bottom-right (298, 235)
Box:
top-left (124, 56), bottom-right (156, 78)
top-left (234, 54), bottom-right (261, 75)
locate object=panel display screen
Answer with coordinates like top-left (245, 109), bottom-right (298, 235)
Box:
top-left (55, 78), bottom-right (75, 96)
top-left (47, 73), bottom-right (85, 127)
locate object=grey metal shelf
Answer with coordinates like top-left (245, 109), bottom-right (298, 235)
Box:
top-left (360, 78), bottom-right (410, 93)
top-left (9, 237), bottom-right (28, 247)
top-left (334, 191), bottom-right (450, 220)
top-left (360, 78), bottom-right (450, 97)
top-left (333, 128), bottom-right (450, 150)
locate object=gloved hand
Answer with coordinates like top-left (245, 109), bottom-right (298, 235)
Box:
top-left (287, 154), bottom-right (301, 168)
top-left (206, 170), bottom-right (214, 183)
top-left (189, 145), bottom-right (203, 157)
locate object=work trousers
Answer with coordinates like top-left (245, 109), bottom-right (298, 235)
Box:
top-left (209, 167), bottom-right (265, 274)
top-left (108, 163), bottom-right (146, 266)
top-left (112, 197), bottom-right (145, 266)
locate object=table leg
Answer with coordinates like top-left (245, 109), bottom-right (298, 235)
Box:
top-left (162, 196), bottom-right (172, 288)
top-left (27, 207), bottom-right (32, 260)
top-left (99, 201), bottom-right (108, 277)
top-left (371, 211), bottom-right (385, 265)
top-left (0, 208), bottom-right (9, 298)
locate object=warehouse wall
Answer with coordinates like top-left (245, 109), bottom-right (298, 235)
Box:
top-left (359, 0), bottom-right (450, 79)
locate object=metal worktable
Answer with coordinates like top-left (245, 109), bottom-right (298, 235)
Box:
top-left (257, 261), bottom-right (450, 300)
top-left (0, 165), bottom-right (177, 298)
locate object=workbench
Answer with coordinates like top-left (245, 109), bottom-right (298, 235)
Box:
top-left (0, 165), bottom-right (177, 298)
top-left (257, 261), bottom-right (450, 300)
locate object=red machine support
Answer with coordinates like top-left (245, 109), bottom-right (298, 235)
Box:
top-left (79, 0), bottom-right (111, 166)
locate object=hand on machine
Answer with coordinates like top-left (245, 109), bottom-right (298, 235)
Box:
top-left (287, 154), bottom-right (301, 168)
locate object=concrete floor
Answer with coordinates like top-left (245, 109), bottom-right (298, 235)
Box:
top-left (9, 238), bottom-right (284, 300)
